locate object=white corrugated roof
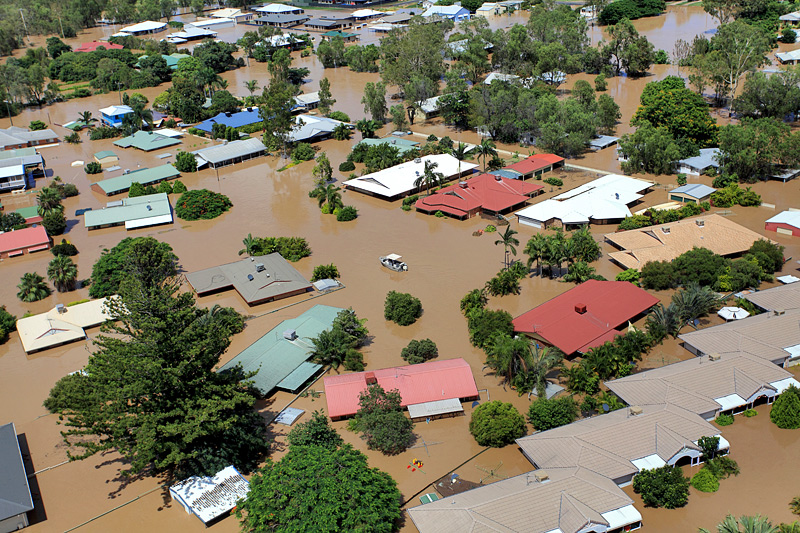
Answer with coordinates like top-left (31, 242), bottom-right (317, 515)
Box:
top-left (169, 466), bottom-right (250, 524)
top-left (630, 453), bottom-right (666, 472)
top-left (99, 105), bottom-right (134, 116)
top-left (777, 49), bottom-right (800, 62)
top-left (345, 154), bottom-right (478, 198)
top-left (766, 210), bottom-right (800, 229)
top-left (714, 393), bottom-right (746, 411)
top-left (0, 164), bottom-right (24, 179)
top-left (120, 20), bottom-right (167, 33)
top-left (602, 505), bottom-right (642, 530)
top-left (256, 3), bottom-right (302, 12)
top-left (407, 398), bottom-right (463, 419)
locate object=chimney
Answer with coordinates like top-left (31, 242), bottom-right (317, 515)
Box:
top-left (575, 303), bottom-right (587, 314)
top-left (533, 471), bottom-right (549, 482)
top-left (629, 405), bottom-right (643, 416)
top-left (365, 372), bottom-right (377, 385)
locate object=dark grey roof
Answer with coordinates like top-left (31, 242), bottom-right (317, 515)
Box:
top-left (0, 423), bottom-right (34, 521)
top-left (306, 18), bottom-right (351, 27)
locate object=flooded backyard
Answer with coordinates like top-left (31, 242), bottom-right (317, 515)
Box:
top-left (1, 3), bottom-right (800, 532)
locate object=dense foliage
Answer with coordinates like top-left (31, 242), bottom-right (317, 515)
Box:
top-left (351, 384), bottom-right (414, 455)
top-left (50, 239), bottom-right (79, 257)
top-left (236, 411), bottom-right (401, 532)
top-left (523, 227), bottom-right (602, 278)
top-left (175, 151), bottom-right (197, 173)
top-left (600, 0), bottom-right (666, 24)
top-left (771, 385), bottom-right (800, 429)
top-left (239, 234), bottom-right (311, 262)
top-left (84, 162), bottom-right (102, 174)
top-left (89, 237), bottom-right (177, 299)
top-left (0, 306), bottom-right (17, 345)
top-left (563, 329), bottom-right (652, 393)
top-left (401, 339), bottom-right (439, 365)
top-left (633, 465), bottom-right (690, 509)
top-left (527, 397), bottom-right (578, 432)
top-left (45, 238), bottom-right (261, 478)
top-left (310, 308), bottom-right (369, 372)
top-left (175, 189), bottom-right (232, 221)
top-left (336, 205), bottom-right (358, 222)
top-left (17, 272), bottom-right (51, 302)
top-left (311, 264), bottom-right (340, 282)
top-left (384, 291), bottom-right (423, 326)
top-left (469, 401), bottom-right (527, 447)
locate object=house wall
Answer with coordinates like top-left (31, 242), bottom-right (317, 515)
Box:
top-left (765, 222), bottom-right (800, 237)
top-left (0, 512), bottom-right (29, 533)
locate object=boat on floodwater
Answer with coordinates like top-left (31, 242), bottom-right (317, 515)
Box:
top-left (380, 253), bottom-right (408, 272)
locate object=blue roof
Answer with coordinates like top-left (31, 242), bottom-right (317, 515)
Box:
top-left (490, 169), bottom-right (522, 180)
top-left (670, 183), bottom-right (716, 199)
top-left (195, 109), bottom-right (262, 133)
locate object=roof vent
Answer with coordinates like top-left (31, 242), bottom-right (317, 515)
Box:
top-left (773, 309), bottom-right (785, 316)
top-left (575, 303), bottom-right (587, 314)
top-left (615, 192), bottom-right (619, 200)
top-left (661, 227), bottom-right (670, 234)
top-left (708, 353), bottom-right (721, 361)
top-left (534, 471), bottom-right (549, 482)
top-left (459, 181), bottom-right (468, 188)
top-left (495, 174), bottom-right (502, 181)
top-left (414, 158), bottom-right (421, 164)
top-left (391, 138), bottom-right (396, 144)
top-left (365, 372), bottom-right (377, 385)
top-left (255, 263), bottom-right (266, 272)
top-left (696, 219), bottom-right (704, 227)
top-left (225, 112), bottom-right (232, 117)
top-left (629, 405), bottom-right (643, 416)
top-left (146, 204), bottom-right (152, 211)
top-left (56, 303), bottom-right (66, 314)
top-left (247, 273), bottom-right (254, 281)
top-left (283, 329), bottom-right (297, 341)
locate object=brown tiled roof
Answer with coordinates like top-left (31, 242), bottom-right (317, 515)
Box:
top-left (407, 467), bottom-right (633, 533)
top-left (605, 214), bottom-right (770, 270)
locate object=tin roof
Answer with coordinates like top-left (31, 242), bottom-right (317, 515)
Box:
top-left (84, 193), bottom-right (172, 229)
top-left (670, 183), bottom-right (715, 199)
top-left (513, 280), bottom-right (659, 355)
top-left (113, 131), bottom-right (181, 151)
top-left (415, 173), bottom-right (541, 217)
top-left (0, 225), bottom-right (50, 254)
top-left (0, 423), bottom-right (34, 522)
top-left (93, 164), bottom-right (180, 195)
top-left (195, 108), bottom-right (263, 133)
top-left (324, 358), bottom-right (478, 418)
top-left (192, 138), bottom-right (266, 165)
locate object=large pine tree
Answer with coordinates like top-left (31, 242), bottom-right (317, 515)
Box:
top-left (45, 237), bottom-right (267, 478)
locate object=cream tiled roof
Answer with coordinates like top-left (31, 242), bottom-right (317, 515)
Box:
top-left (605, 214), bottom-right (769, 270)
top-left (606, 352), bottom-right (794, 416)
top-left (407, 467), bottom-right (633, 533)
top-left (516, 404), bottom-right (719, 481)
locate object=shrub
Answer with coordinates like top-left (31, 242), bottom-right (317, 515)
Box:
top-left (705, 456), bottom-right (740, 480)
top-left (292, 143), bottom-right (315, 162)
top-left (175, 151), bottom-right (197, 173)
top-left (485, 225), bottom-right (496, 232)
top-left (654, 49), bottom-right (669, 64)
top-left (352, 384), bottom-right (414, 455)
top-left (715, 413), bottom-right (735, 426)
top-left (29, 120), bottom-right (47, 131)
top-left (676, 173), bottom-right (687, 186)
top-left (743, 408), bottom-right (758, 417)
top-left (339, 160), bottom-right (355, 172)
top-left (641, 260), bottom-right (676, 290)
top-left (172, 180), bottom-right (188, 193)
top-left (175, 189), bottom-right (233, 220)
top-left (42, 211), bottom-right (67, 236)
top-left (595, 73), bottom-right (608, 91)
top-left (344, 349), bottom-right (365, 371)
top-left (64, 132), bottom-right (81, 144)
top-left (527, 397), bottom-right (578, 432)
top-left (782, 28), bottom-right (797, 44)
top-left (633, 465), bottom-right (690, 509)
top-left (59, 183), bottom-right (79, 197)
top-left (311, 264), bottom-right (339, 282)
top-left (241, 236), bottom-right (311, 262)
top-left (328, 111), bottom-right (350, 122)
top-left (401, 339), bottom-right (438, 364)
top-left (469, 401), bottom-right (526, 447)
top-left (51, 239), bottom-right (78, 257)
top-left (616, 268), bottom-right (641, 285)
top-left (89, 126), bottom-right (120, 140)
top-left (384, 291), bottom-right (422, 326)
top-left (0, 306), bottom-right (16, 344)
top-left (618, 214), bottom-right (652, 231)
top-left (85, 162), bottom-right (102, 174)
top-left (691, 468), bottom-right (720, 493)
top-left (468, 308), bottom-right (514, 349)
top-left (401, 194), bottom-right (419, 211)
top-left (544, 177), bottom-right (563, 186)
top-left (771, 385), bottom-right (800, 429)
top-left (128, 182), bottom-right (147, 198)
top-left (336, 205), bottom-right (358, 221)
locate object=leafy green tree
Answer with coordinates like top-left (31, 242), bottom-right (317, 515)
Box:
top-left (175, 189), bottom-right (232, 220)
top-left (380, 19), bottom-right (448, 91)
top-left (699, 515), bottom-right (779, 533)
top-left (311, 264), bottom-right (339, 282)
top-left (42, 210), bottom-right (67, 236)
top-left (89, 237), bottom-right (177, 298)
top-left (734, 70), bottom-right (800, 120)
top-left (318, 77), bottom-right (335, 116)
top-left (604, 19), bottom-right (654, 77)
top-left (352, 384), bottom-right (414, 455)
top-left (310, 308), bottom-right (368, 370)
top-left (37, 187), bottom-right (63, 218)
top-left (771, 385), bottom-right (800, 429)
top-left (355, 118), bottom-right (380, 139)
top-left (317, 36), bottom-right (346, 68)
top-left (633, 465), bottom-right (690, 509)
top-left (390, 104), bottom-right (409, 132)
top-left (413, 159), bottom-right (444, 196)
top-left (619, 121), bottom-right (683, 175)
top-left (646, 303), bottom-right (681, 341)
top-left (236, 418), bottom-right (401, 532)
top-left (535, 94), bottom-right (597, 157)
top-left (641, 260), bottom-right (676, 290)
top-left (468, 309), bottom-right (514, 349)
top-left (698, 435), bottom-right (720, 462)
top-left (312, 183), bottom-right (343, 214)
top-left (361, 82), bottom-right (387, 123)
top-left (485, 265), bottom-right (526, 296)
top-left (0, 212), bottom-right (26, 232)
top-left (461, 288), bottom-right (488, 317)
top-left (475, 138), bottom-right (498, 172)
top-left (401, 339), bottom-right (438, 364)
top-left (527, 397), bottom-right (578, 431)
top-left (597, 93), bottom-right (621, 135)
top-left (671, 282), bottom-right (719, 324)
top-left (563, 261), bottom-right (599, 284)
top-left (709, 21), bottom-right (771, 113)
top-left (674, 247), bottom-right (728, 287)
top-left (259, 79), bottom-right (296, 155)
top-left (47, 255), bottom-right (78, 292)
top-left (717, 118), bottom-right (798, 183)
top-left (0, 306), bottom-right (16, 344)
top-left (332, 124), bottom-right (351, 141)
top-left (469, 401), bottom-right (526, 447)
top-left (384, 291), bottom-right (423, 326)
top-left (128, 182), bottom-right (147, 198)
top-left (747, 240), bottom-right (784, 273)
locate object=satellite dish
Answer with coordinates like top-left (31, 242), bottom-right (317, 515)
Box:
top-left (602, 403), bottom-right (610, 413)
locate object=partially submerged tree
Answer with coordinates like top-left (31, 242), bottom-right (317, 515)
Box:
top-left (352, 384), bottom-right (414, 455)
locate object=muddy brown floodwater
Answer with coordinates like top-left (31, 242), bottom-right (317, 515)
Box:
top-left (2, 4), bottom-right (799, 533)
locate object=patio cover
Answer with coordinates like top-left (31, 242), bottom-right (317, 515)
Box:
top-left (407, 398), bottom-right (463, 419)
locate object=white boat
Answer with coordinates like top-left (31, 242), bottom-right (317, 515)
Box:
top-left (380, 253), bottom-right (408, 272)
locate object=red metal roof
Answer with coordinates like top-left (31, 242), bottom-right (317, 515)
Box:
top-left (415, 173), bottom-right (542, 217)
top-left (505, 154), bottom-right (565, 175)
top-left (0, 226), bottom-right (50, 254)
top-left (323, 358), bottom-right (479, 418)
top-left (74, 41), bottom-right (124, 53)
top-left (512, 280), bottom-right (659, 355)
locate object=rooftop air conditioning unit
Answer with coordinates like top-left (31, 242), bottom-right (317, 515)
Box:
top-left (414, 158), bottom-right (422, 164)
top-left (56, 303), bottom-right (66, 314)
top-left (146, 204), bottom-right (152, 211)
top-left (662, 227), bottom-right (670, 234)
top-left (459, 181), bottom-right (468, 188)
top-left (495, 175), bottom-right (502, 181)
top-left (774, 309), bottom-right (786, 316)
top-left (365, 372), bottom-right (377, 385)
top-left (225, 112), bottom-right (232, 117)
top-left (708, 353), bottom-right (721, 361)
top-left (255, 263), bottom-right (265, 272)
top-left (534, 471), bottom-right (549, 482)
top-left (696, 219), bottom-right (705, 227)
top-left (629, 405), bottom-right (643, 416)
top-left (283, 329), bottom-right (297, 341)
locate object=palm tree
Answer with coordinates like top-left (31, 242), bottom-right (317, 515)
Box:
top-left (244, 80), bottom-right (260, 101)
top-left (355, 119), bottom-right (378, 139)
top-left (309, 328), bottom-right (351, 369)
top-left (238, 233), bottom-right (259, 256)
top-left (414, 160), bottom-right (444, 195)
top-left (563, 261), bottom-right (596, 284)
top-left (452, 142), bottom-right (469, 174)
top-left (475, 138), bottom-right (497, 172)
top-left (37, 187), bottom-right (63, 218)
top-left (527, 343), bottom-right (564, 398)
top-left (316, 184), bottom-right (343, 212)
top-left (47, 256), bottom-right (78, 292)
top-left (672, 282), bottom-right (719, 325)
top-left (78, 110), bottom-right (97, 129)
top-left (646, 303), bottom-right (681, 341)
top-left (17, 272), bottom-right (51, 302)
top-left (699, 515), bottom-right (778, 533)
top-left (485, 335), bottom-right (563, 395)
top-left (495, 226), bottom-right (519, 269)
top-left (524, 233), bottom-right (547, 275)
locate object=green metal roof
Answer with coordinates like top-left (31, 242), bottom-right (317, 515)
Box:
top-left (219, 305), bottom-right (344, 396)
top-left (0, 148), bottom-right (37, 160)
top-left (277, 361), bottom-right (323, 391)
top-left (113, 130), bottom-right (181, 151)
top-left (94, 150), bottom-right (118, 160)
top-left (14, 206), bottom-right (39, 220)
top-left (322, 30), bottom-right (357, 38)
top-left (94, 164), bottom-right (180, 195)
top-left (357, 137), bottom-right (420, 155)
top-left (84, 192), bottom-right (171, 228)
